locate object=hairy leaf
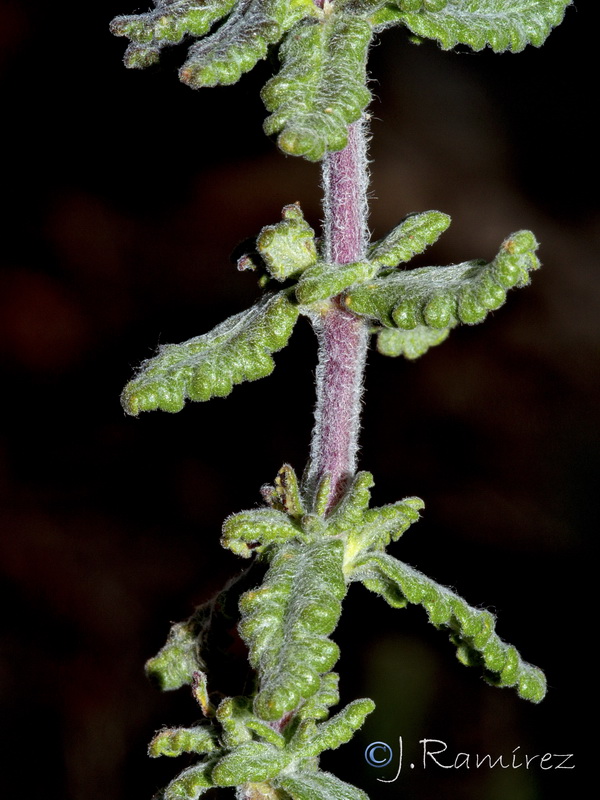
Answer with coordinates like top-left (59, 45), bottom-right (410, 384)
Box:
top-left (152, 683), bottom-right (374, 797)
top-left (295, 699), bottom-right (376, 758)
top-left (239, 539), bottom-right (346, 720)
top-left (245, 717), bottom-right (287, 748)
top-left (396, 0), bottom-right (571, 53)
top-left (324, 471), bottom-right (423, 566)
top-left (212, 741), bottom-right (290, 785)
top-left (376, 325), bottom-right (450, 359)
top-left (145, 620), bottom-right (204, 691)
top-left (276, 770), bottom-right (369, 800)
top-left (295, 260), bottom-right (379, 304)
top-left (215, 696), bottom-right (254, 746)
top-left (145, 570), bottom-right (259, 692)
top-left (256, 204), bottom-right (318, 281)
top-left (181, 0), bottom-right (316, 87)
top-left (345, 230), bottom-right (540, 331)
top-left (297, 672), bottom-right (340, 721)
top-left (222, 508), bottom-right (303, 558)
top-left (351, 552), bottom-right (547, 702)
top-left (110, 0), bottom-right (237, 68)
top-left (367, 211), bottom-right (451, 268)
top-left (262, 14), bottom-right (373, 160)
top-left (121, 290), bottom-right (299, 415)
top-left (262, 462), bottom-right (306, 518)
top-left (344, 497), bottom-right (424, 564)
top-left (163, 759), bottom-right (217, 800)
top-left (149, 725), bottom-right (218, 758)
top-left (326, 471), bottom-right (375, 530)
top-left (214, 693), bottom-right (294, 748)
top-left (229, 466), bottom-right (422, 567)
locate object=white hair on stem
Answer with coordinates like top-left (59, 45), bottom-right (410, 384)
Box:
top-left (305, 117), bottom-right (371, 511)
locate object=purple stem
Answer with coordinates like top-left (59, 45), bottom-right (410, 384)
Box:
top-left (305, 119), bottom-right (370, 510)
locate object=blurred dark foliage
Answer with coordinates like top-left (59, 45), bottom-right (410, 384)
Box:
top-left (0, 2), bottom-right (594, 799)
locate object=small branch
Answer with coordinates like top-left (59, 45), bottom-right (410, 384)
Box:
top-left (305, 119), bottom-right (370, 510)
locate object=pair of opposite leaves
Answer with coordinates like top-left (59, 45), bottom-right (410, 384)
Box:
top-left (111, 0), bottom-right (572, 160)
top-left (121, 205), bottom-right (540, 416)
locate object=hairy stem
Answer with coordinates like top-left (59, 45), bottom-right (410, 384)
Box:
top-left (323, 118), bottom-right (369, 266)
top-left (305, 118), bottom-right (370, 510)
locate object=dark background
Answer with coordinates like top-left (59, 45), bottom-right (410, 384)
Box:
top-left (0, 2), bottom-right (594, 799)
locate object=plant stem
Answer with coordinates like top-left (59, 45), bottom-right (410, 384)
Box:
top-left (245, 113), bottom-right (371, 800)
top-left (305, 118), bottom-right (370, 511)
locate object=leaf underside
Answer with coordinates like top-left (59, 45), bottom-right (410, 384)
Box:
top-left (121, 290), bottom-right (298, 415)
top-left (350, 551), bottom-right (546, 702)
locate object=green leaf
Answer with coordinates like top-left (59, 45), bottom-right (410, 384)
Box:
top-left (212, 741), bottom-right (290, 786)
top-left (345, 497), bottom-right (424, 562)
top-left (222, 507), bottom-right (304, 558)
top-left (245, 716), bottom-right (288, 748)
top-left (163, 759), bottom-right (217, 800)
top-left (222, 465), bottom-right (314, 557)
top-left (215, 697), bottom-right (255, 746)
top-left (320, 471), bottom-right (423, 568)
top-left (367, 2), bottom-right (411, 31)
top-left (327, 471), bottom-right (375, 527)
top-left (239, 539), bottom-right (346, 720)
top-left (367, 211), bottom-right (451, 268)
top-left (149, 725), bottom-right (218, 758)
top-left (297, 672), bottom-right (340, 721)
top-left (145, 620), bottom-right (204, 691)
top-left (121, 290), bottom-right (299, 415)
top-left (256, 204), bottom-right (318, 281)
top-left (376, 325), bottom-right (450, 359)
top-left (216, 694), bottom-right (288, 748)
top-left (277, 770), bottom-right (369, 800)
top-left (351, 552), bottom-right (547, 702)
top-left (262, 463), bottom-right (306, 518)
top-left (345, 229), bottom-right (540, 331)
top-left (145, 576), bottom-right (252, 692)
top-left (180, 0), bottom-right (316, 87)
top-left (396, 0), bottom-right (572, 53)
top-left (296, 261), bottom-right (379, 305)
top-left (295, 699), bottom-right (376, 758)
top-left (110, 0), bottom-right (237, 68)
top-left (262, 14), bottom-right (373, 160)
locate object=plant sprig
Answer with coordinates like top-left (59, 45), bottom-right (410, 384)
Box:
top-left (112, 2), bottom-right (571, 798)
